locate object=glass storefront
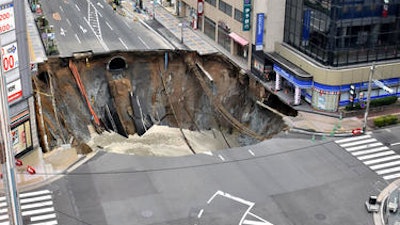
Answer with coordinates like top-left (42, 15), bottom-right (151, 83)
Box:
top-left (204, 16), bottom-right (216, 41)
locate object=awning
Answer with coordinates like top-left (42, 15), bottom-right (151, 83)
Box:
top-left (229, 32), bottom-right (249, 46)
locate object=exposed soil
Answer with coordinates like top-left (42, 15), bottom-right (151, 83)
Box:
top-left (33, 50), bottom-right (292, 156)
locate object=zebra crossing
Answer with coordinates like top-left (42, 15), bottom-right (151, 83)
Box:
top-left (335, 134), bottom-right (400, 181)
top-left (0, 189), bottom-right (57, 225)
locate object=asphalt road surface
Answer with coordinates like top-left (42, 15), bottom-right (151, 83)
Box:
top-left (39, 0), bottom-right (172, 56)
top-left (38, 130), bottom-right (392, 225)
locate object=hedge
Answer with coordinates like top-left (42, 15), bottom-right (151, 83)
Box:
top-left (373, 115), bottom-right (398, 128)
top-left (345, 96), bottom-right (398, 111)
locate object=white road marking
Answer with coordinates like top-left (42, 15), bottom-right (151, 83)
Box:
top-left (60, 28), bottom-right (66, 36)
top-left (0, 215), bottom-right (9, 221)
top-left (118, 38), bottom-right (129, 50)
top-left (345, 142), bottom-right (382, 152)
top-left (352, 146), bottom-right (389, 156)
top-left (248, 149), bottom-right (255, 156)
top-left (138, 36), bottom-right (150, 49)
top-left (22, 207), bottom-right (55, 216)
top-left (105, 21), bottom-right (113, 30)
top-left (376, 166), bottom-right (400, 175)
top-left (79, 25), bottom-right (87, 33)
top-left (30, 213), bottom-right (56, 222)
top-left (340, 138), bottom-right (377, 148)
top-left (20, 190), bottom-right (51, 198)
top-left (364, 155), bottom-right (400, 165)
top-left (0, 221), bottom-right (10, 225)
top-left (391, 142), bottom-right (400, 146)
top-left (218, 154), bottom-right (225, 161)
top-left (75, 4), bottom-right (80, 11)
top-left (74, 34), bottom-right (81, 44)
top-left (384, 173), bottom-right (400, 180)
top-left (0, 196), bottom-right (6, 201)
top-left (20, 195), bottom-right (52, 204)
top-left (21, 201), bottom-right (53, 210)
top-left (201, 151), bottom-right (213, 156)
top-left (66, 18), bottom-right (72, 26)
top-left (97, 2), bottom-right (104, 8)
top-left (28, 220), bottom-right (58, 225)
top-left (98, 11), bottom-right (103, 17)
top-left (358, 151), bottom-right (395, 161)
top-left (59, 5), bottom-right (64, 12)
top-left (335, 135), bottom-right (371, 144)
top-left (197, 209), bottom-right (204, 218)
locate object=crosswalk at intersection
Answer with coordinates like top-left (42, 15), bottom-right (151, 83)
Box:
top-left (335, 134), bottom-right (400, 181)
top-left (0, 189), bottom-right (57, 225)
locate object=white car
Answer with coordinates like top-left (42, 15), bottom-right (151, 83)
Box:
top-left (365, 195), bottom-right (379, 213)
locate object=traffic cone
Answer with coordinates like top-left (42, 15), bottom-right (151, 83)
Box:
top-left (27, 166), bottom-right (36, 175)
top-left (15, 159), bottom-right (23, 166)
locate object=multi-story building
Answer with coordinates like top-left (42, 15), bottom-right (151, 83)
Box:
top-left (179, 0), bottom-right (400, 112)
top-left (0, 0), bottom-right (43, 157)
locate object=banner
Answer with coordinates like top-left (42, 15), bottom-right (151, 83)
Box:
top-left (242, 0), bottom-right (251, 31)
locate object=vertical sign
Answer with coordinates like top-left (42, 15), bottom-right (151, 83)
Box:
top-left (197, 0), bottom-right (203, 16)
top-left (302, 9), bottom-right (311, 46)
top-left (0, 3), bottom-right (15, 34)
top-left (255, 13), bottom-right (264, 51)
top-left (243, 0), bottom-right (251, 31)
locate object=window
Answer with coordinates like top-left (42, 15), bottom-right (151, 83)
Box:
top-left (219, 0), bottom-right (232, 16)
top-left (234, 8), bottom-right (242, 22)
top-left (205, 0), bottom-right (216, 7)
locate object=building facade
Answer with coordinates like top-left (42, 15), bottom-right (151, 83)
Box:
top-left (0, 0), bottom-right (41, 157)
top-left (179, 0), bottom-right (400, 112)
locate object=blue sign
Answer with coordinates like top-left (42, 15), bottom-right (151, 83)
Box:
top-left (255, 13), bottom-right (264, 51)
top-left (302, 9), bottom-right (311, 42)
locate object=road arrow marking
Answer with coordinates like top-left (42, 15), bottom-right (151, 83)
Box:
top-left (60, 28), bottom-right (66, 36)
top-left (79, 25), bottom-right (87, 33)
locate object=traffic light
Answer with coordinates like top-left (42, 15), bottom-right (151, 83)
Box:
top-left (349, 84), bottom-right (357, 108)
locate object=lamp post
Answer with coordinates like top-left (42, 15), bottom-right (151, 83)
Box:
top-left (362, 63), bottom-right (375, 133)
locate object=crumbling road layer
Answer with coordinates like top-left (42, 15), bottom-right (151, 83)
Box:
top-left (34, 50), bottom-right (289, 154)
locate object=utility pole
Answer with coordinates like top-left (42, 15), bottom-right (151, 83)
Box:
top-left (0, 64), bottom-right (22, 225)
top-left (363, 63), bottom-right (375, 133)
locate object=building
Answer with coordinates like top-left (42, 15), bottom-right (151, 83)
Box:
top-left (0, 0), bottom-right (44, 157)
top-left (178, 0), bottom-right (400, 112)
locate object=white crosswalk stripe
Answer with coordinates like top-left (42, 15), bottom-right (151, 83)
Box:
top-left (335, 135), bottom-right (400, 180)
top-left (0, 190), bottom-right (58, 225)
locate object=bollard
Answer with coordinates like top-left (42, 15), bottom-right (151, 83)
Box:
top-left (27, 166), bottom-right (36, 175)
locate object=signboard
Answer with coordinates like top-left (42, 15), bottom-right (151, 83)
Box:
top-left (373, 79), bottom-right (394, 94)
top-left (7, 78), bottom-right (22, 102)
top-left (242, 0), bottom-right (251, 31)
top-left (1, 41), bottom-right (18, 73)
top-left (302, 9), bottom-right (311, 45)
top-left (255, 13), bottom-right (264, 51)
top-left (0, 3), bottom-right (15, 34)
top-left (197, 0), bottom-right (203, 16)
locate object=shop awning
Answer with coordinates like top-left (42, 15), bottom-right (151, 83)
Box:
top-left (229, 32), bottom-right (249, 46)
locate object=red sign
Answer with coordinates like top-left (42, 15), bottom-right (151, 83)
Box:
top-left (7, 79), bottom-right (22, 102)
top-left (197, 0), bottom-right (203, 16)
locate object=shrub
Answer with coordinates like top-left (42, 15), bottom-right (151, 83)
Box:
top-left (370, 96), bottom-right (398, 107)
top-left (373, 115), bottom-right (398, 128)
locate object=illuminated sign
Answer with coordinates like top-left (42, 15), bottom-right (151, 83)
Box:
top-left (0, 3), bottom-right (15, 34)
top-left (1, 41), bottom-right (18, 72)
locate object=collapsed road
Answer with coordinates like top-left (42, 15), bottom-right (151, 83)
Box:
top-left (33, 50), bottom-right (296, 156)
